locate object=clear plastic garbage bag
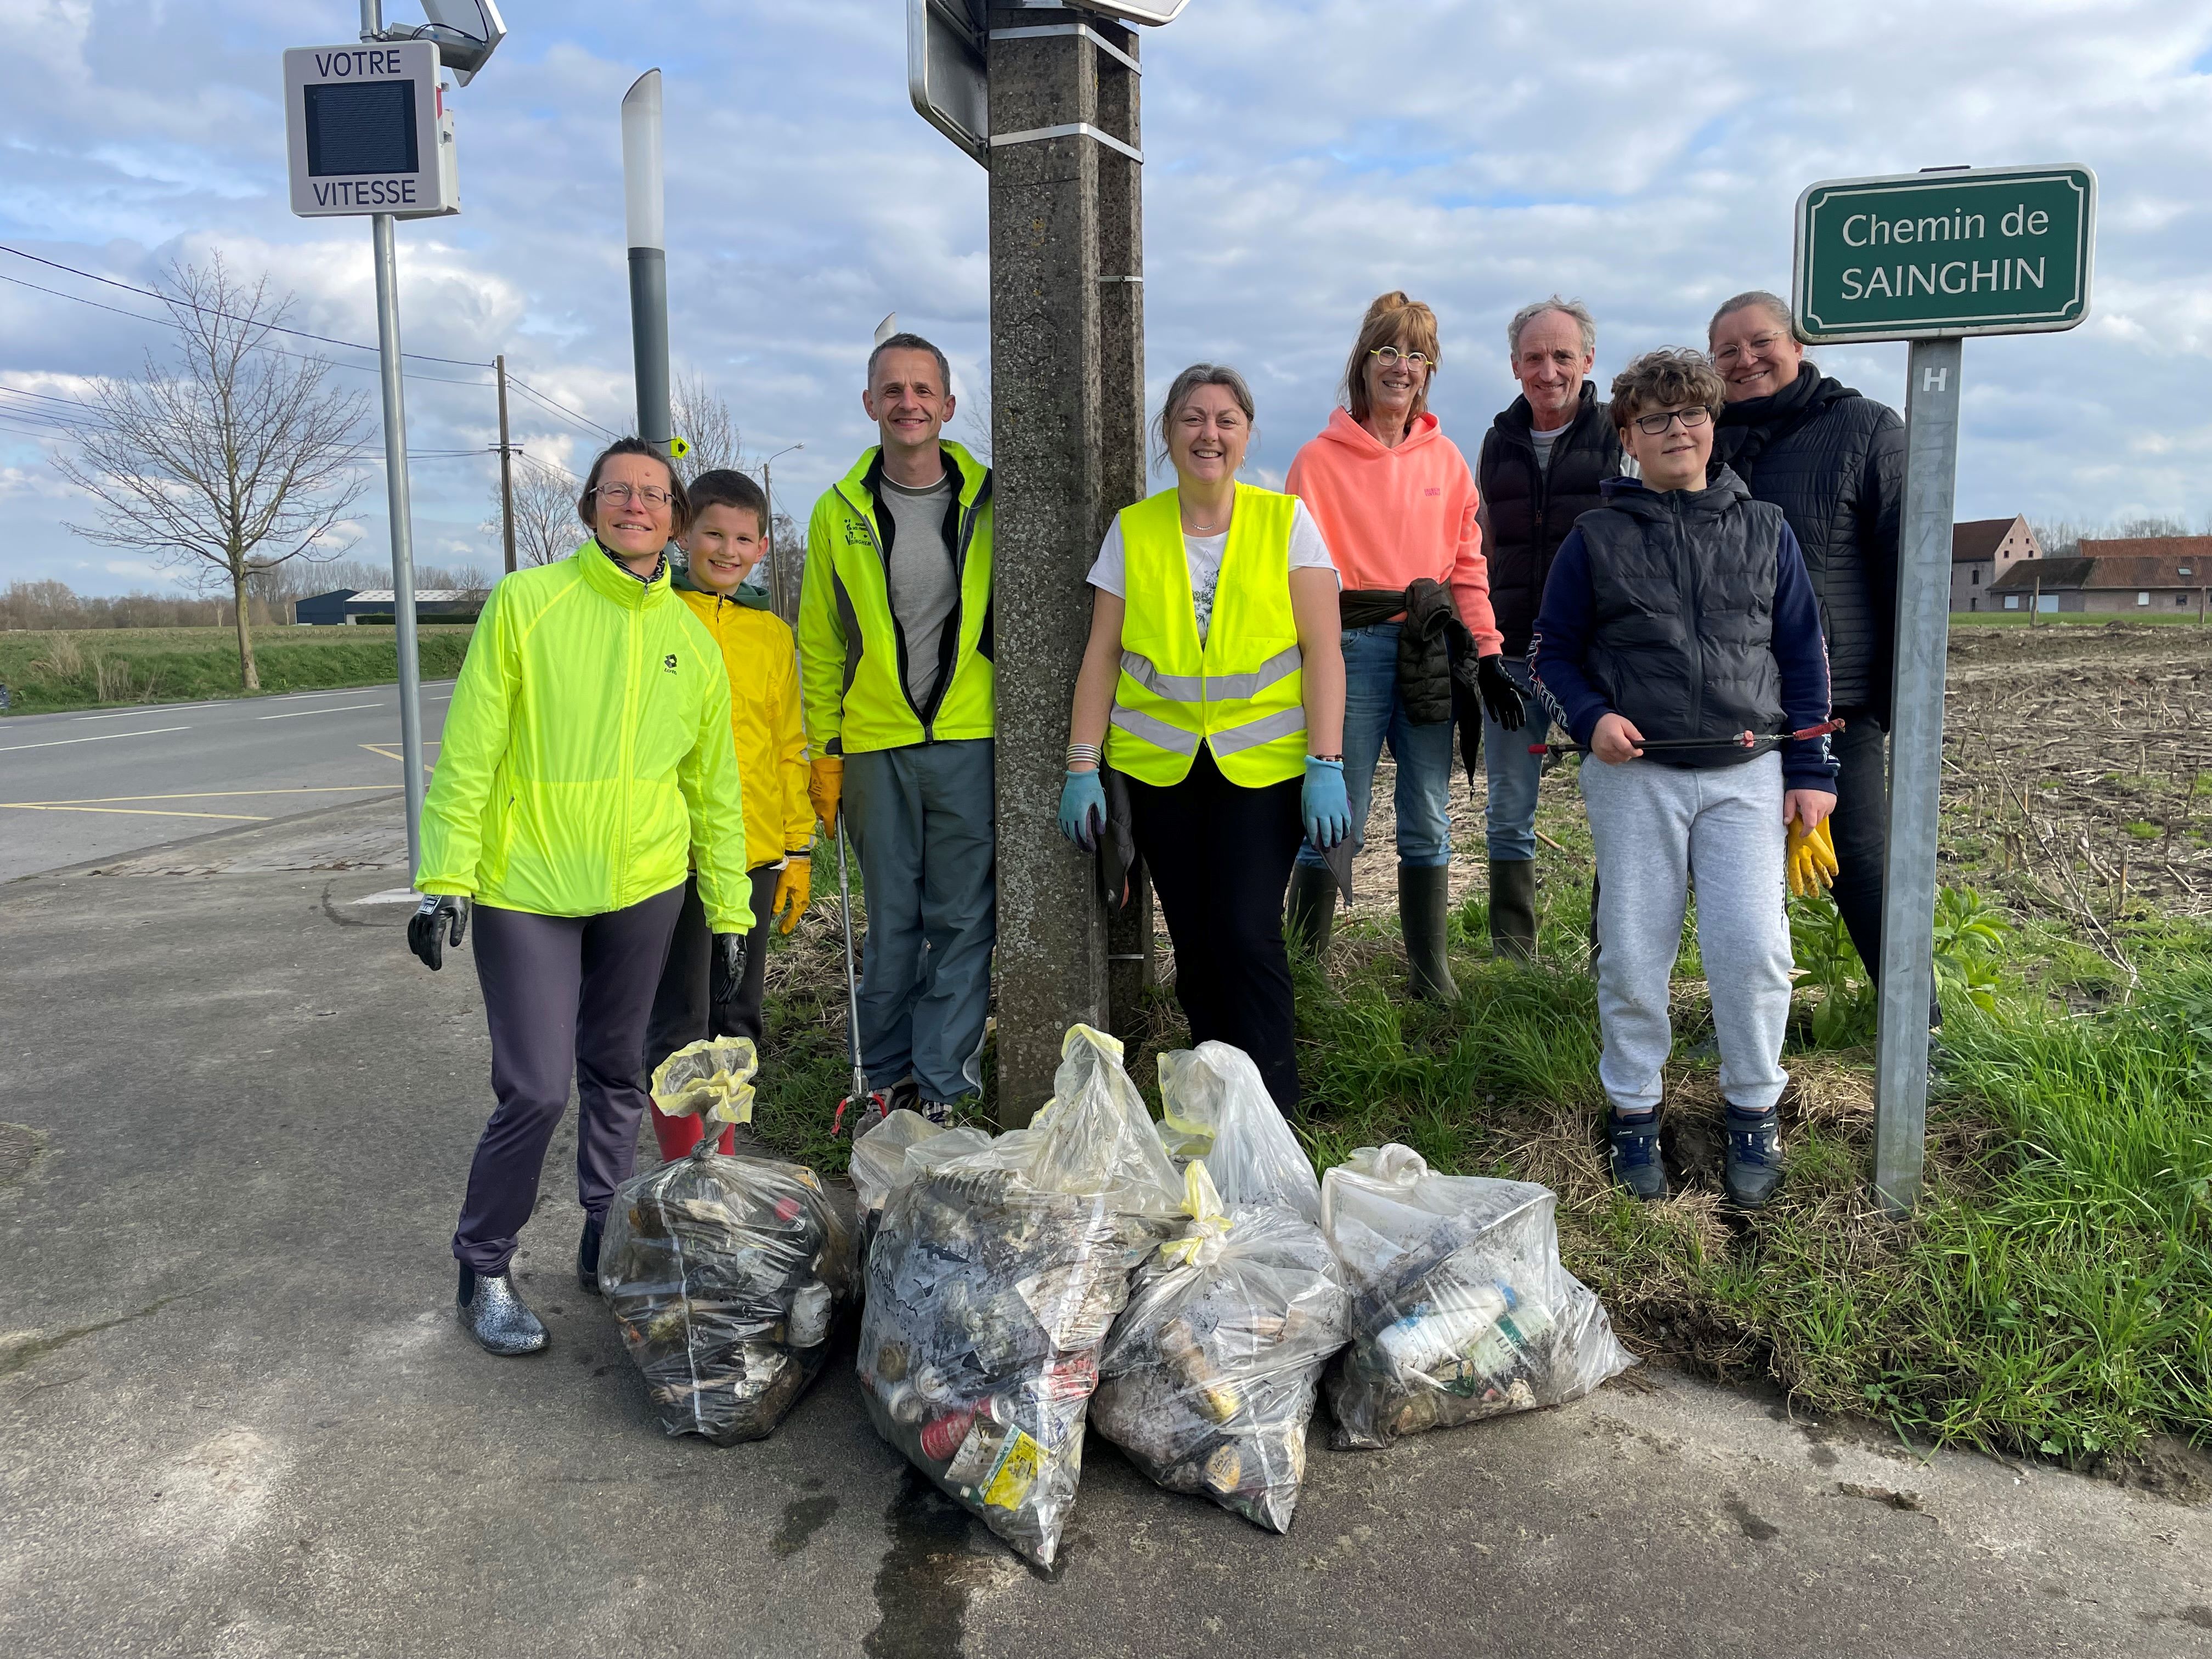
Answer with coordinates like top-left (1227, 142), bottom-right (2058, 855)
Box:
top-left (1321, 1144), bottom-right (1634, 1450)
top-left (850, 1110), bottom-right (994, 1290)
top-left (857, 1025), bottom-right (1182, 1568)
top-left (600, 1041), bottom-right (852, 1444)
top-left (1155, 1041), bottom-right (1323, 1225)
top-left (1093, 1163), bottom-right (1350, 1532)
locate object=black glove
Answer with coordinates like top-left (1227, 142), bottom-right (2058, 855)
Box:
top-left (1476, 653), bottom-right (1528, 732)
top-left (710, 932), bottom-right (750, 1007)
top-left (408, 894), bottom-right (469, 971)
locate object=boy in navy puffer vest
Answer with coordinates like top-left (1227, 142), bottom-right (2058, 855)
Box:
top-left (1532, 349), bottom-right (1838, 1210)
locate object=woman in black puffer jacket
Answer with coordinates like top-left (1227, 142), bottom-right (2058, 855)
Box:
top-left (1708, 290), bottom-right (1936, 1026)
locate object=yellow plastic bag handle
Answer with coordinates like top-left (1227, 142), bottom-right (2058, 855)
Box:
top-left (1159, 1161), bottom-right (1232, 1267)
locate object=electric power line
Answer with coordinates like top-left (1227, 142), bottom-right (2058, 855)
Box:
top-left (507, 374), bottom-right (620, 441)
top-left (0, 243), bottom-right (490, 367)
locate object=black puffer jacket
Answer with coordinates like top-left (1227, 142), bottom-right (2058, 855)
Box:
top-left (1712, 363), bottom-right (1903, 716)
top-left (1477, 383), bottom-right (1622, 659)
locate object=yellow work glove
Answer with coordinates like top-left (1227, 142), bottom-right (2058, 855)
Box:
top-left (1786, 817), bottom-right (1839, 897)
top-left (771, 855), bottom-right (811, 935)
top-left (808, 755), bottom-right (844, 830)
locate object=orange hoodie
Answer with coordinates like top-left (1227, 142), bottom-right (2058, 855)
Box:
top-left (1285, 408), bottom-right (1501, 654)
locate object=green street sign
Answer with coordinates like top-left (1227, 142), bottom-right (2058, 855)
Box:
top-left (1793, 163), bottom-right (2096, 343)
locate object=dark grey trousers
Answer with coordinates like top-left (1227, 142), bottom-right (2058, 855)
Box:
top-left (451, 883), bottom-right (687, 1276)
top-left (644, 866), bottom-right (780, 1075)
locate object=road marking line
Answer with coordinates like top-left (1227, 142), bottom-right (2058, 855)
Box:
top-left (75, 702), bottom-right (224, 721)
top-left (0, 787), bottom-right (389, 807)
top-left (0, 724), bottom-right (190, 753)
top-left (354, 888), bottom-right (425, 905)
top-left (361, 742), bottom-right (442, 763)
top-left (257, 703), bottom-right (381, 720)
top-left (0, 804), bottom-right (269, 821)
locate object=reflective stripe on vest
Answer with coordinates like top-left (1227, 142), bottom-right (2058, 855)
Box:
top-left (1106, 483), bottom-right (1308, 788)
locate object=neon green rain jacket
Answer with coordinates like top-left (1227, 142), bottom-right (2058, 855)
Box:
top-left (415, 543), bottom-right (754, 932)
top-left (797, 442), bottom-right (994, 756)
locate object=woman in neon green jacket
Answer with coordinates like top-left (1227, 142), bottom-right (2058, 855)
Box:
top-left (410, 437), bottom-right (752, 1357)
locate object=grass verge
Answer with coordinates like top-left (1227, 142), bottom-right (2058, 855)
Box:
top-left (0, 626), bottom-right (476, 715)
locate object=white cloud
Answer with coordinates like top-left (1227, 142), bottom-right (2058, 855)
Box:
top-left (2, 0), bottom-right (2209, 594)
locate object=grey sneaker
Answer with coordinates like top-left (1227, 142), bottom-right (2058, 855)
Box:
top-left (457, 1264), bottom-right (548, 1356)
top-left (1607, 1109), bottom-right (1669, 1201)
top-left (1722, 1105), bottom-right (1785, 1210)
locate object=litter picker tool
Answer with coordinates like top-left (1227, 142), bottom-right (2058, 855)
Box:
top-left (1527, 718), bottom-right (1846, 757)
top-left (829, 813), bottom-right (870, 1136)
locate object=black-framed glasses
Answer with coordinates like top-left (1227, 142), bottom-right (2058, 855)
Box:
top-left (589, 482), bottom-right (674, 508)
top-left (1368, 345), bottom-right (1434, 370)
top-left (1631, 407), bottom-right (1712, 436)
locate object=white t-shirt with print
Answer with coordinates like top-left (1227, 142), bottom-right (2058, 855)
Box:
top-left (1086, 499), bottom-right (1338, 641)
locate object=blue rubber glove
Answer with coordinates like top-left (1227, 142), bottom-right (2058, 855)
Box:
top-left (1058, 768), bottom-right (1107, 853)
top-left (1302, 756), bottom-right (1351, 849)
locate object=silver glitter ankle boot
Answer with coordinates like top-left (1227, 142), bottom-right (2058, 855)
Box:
top-left (456, 1264), bottom-right (548, 1356)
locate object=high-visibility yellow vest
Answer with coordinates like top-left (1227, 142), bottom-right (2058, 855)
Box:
top-left (1107, 483), bottom-right (1308, 787)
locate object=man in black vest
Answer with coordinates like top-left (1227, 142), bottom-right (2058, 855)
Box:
top-left (1532, 348), bottom-right (1837, 1211)
top-left (1475, 297), bottom-right (1622, 958)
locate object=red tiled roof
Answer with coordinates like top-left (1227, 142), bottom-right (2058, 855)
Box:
top-left (1989, 553), bottom-right (2208, 592)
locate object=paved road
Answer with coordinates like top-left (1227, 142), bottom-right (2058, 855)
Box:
top-left (0, 681), bottom-right (452, 882)
top-left (1, 803), bottom-right (2207, 1658)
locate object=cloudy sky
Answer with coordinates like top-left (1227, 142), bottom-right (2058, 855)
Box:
top-left (3, 0), bottom-right (2209, 595)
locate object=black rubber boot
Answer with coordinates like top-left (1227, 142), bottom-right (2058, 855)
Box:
top-left (1607, 1109), bottom-right (1669, 1201)
top-left (576, 1217), bottom-right (602, 1293)
top-left (1723, 1104), bottom-right (1786, 1210)
top-left (1398, 864), bottom-right (1458, 1002)
top-left (1488, 859), bottom-right (1537, 962)
top-left (1285, 865), bottom-right (1339, 958)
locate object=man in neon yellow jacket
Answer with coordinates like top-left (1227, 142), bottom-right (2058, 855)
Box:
top-left (411, 438), bottom-right (751, 1356)
top-left (799, 332), bottom-right (994, 1127)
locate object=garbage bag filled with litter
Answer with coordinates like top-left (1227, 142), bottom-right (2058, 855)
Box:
top-left (1151, 1042), bottom-right (1323, 1226)
top-left (1093, 1158), bottom-right (1348, 1533)
top-left (857, 1025), bottom-right (1182, 1568)
top-left (1322, 1144), bottom-right (1634, 1450)
top-left (849, 1109), bottom-right (992, 1271)
top-left (597, 1039), bottom-right (854, 1445)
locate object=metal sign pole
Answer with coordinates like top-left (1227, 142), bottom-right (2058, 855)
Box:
top-left (1871, 336), bottom-right (1963, 1214)
top-left (373, 211), bottom-right (428, 873)
top-left (354, 0), bottom-right (426, 872)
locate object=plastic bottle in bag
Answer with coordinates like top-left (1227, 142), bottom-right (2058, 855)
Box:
top-left (1322, 1144), bottom-right (1633, 1449)
top-left (857, 1026), bottom-right (1182, 1568)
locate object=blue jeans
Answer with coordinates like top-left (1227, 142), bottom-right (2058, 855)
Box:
top-left (1294, 622), bottom-right (1454, 873)
top-left (1481, 655), bottom-right (1553, 862)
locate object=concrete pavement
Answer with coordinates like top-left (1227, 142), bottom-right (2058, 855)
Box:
top-left (0, 680), bottom-right (452, 882)
top-left (2, 800), bottom-right (2208, 1658)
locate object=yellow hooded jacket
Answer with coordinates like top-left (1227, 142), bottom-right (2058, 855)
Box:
top-left (415, 543), bottom-right (753, 932)
top-left (673, 573), bottom-right (814, 866)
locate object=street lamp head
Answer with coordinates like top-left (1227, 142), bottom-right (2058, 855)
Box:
top-left (620, 70), bottom-right (665, 252)
top-left (1065, 0), bottom-right (1193, 23)
top-left (409, 1), bottom-right (507, 85)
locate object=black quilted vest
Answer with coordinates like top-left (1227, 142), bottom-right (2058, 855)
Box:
top-left (1577, 468), bottom-right (1786, 769)
top-left (1477, 384), bottom-right (1623, 658)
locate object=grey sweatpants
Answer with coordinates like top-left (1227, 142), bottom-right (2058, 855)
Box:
top-left (1579, 751), bottom-right (1792, 1118)
top-left (843, 737), bottom-right (996, 1104)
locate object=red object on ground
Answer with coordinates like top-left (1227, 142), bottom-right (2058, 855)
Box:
top-left (649, 1104), bottom-right (735, 1161)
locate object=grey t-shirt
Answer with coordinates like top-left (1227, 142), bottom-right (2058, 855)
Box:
top-left (1530, 420), bottom-right (1569, 471)
top-left (879, 472), bottom-right (960, 711)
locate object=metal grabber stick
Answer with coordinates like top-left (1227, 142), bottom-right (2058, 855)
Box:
top-left (831, 812), bottom-right (868, 1132)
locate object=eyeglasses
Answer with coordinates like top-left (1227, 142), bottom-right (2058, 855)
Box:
top-left (1630, 407), bottom-right (1712, 436)
top-left (1711, 334), bottom-right (1785, 365)
top-left (1368, 346), bottom-right (1434, 370)
top-left (589, 483), bottom-right (674, 509)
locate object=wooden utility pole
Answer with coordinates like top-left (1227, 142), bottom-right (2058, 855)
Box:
top-left (495, 353), bottom-right (516, 574)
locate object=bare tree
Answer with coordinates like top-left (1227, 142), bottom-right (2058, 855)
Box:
top-left (57, 256), bottom-right (369, 689)
top-left (488, 455), bottom-right (586, 568)
top-left (670, 369), bottom-right (745, 481)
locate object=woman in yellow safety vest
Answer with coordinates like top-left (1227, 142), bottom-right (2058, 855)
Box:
top-left (1058, 363), bottom-right (1348, 1113)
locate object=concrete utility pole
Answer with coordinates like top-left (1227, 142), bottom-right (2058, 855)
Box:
top-left (985, 7), bottom-right (1150, 1121)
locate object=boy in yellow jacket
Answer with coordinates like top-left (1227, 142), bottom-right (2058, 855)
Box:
top-left (645, 469), bottom-right (815, 1158)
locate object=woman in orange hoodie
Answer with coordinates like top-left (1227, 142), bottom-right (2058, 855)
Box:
top-left (1284, 291), bottom-right (1528, 1000)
